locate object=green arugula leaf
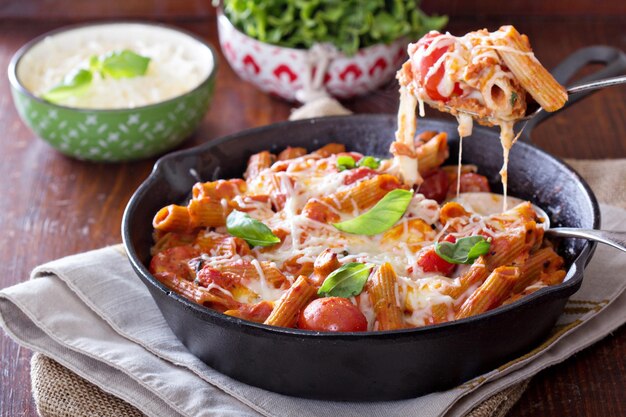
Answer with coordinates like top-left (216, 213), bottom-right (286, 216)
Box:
top-left (356, 156), bottom-right (381, 169)
top-left (434, 236), bottom-right (491, 264)
top-left (226, 210), bottom-right (281, 247)
top-left (90, 49), bottom-right (151, 79)
top-left (223, 0), bottom-right (447, 56)
top-left (42, 68), bottom-right (93, 103)
top-left (337, 155), bottom-right (356, 171)
top-left (333, 189), bottom-right (413, 236)
top-left (318, 262), bottom-right (373, 298)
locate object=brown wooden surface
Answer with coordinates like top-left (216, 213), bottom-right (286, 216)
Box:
top-left (0, 12), bottom-right (625, 417)
top-left (2, 0), bottom-right (626, 19)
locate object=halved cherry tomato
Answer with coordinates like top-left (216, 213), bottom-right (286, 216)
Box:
top-left (298, 297), bottom-right (368, 332)
top-left (417, 34), bottom-right (463, 102)
top-left (417, 245), bottom-right (456, 276)
top-left (442, 234), bottom-right (457, 243)
top-left (344, 167), bottom-right (376, 185)
top-left (419, 169), bottom-right (449, 203)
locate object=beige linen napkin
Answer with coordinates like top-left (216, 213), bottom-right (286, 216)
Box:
top-left (0, 203), bottom-right (625, 417)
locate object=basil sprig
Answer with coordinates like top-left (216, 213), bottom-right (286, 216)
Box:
top-left (333, 189), bottom-right (413, 236)
top-left (434, 236), bottom-right (491, 264)
top-left (90, 49), bottom-right (151, 79)
top-left (318, 262), bottom-right (373, 298)
top-left (42, 69), bottom-right (93, 102)
top-left (226, 210), bottom-right (281, 247)
top-left (42, 49), bottom-right (150, 103)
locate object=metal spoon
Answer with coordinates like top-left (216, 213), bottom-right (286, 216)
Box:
top-left (453, 192), bottom-right (626, 253)
top-left (441, 75), bottom-right (626, 124)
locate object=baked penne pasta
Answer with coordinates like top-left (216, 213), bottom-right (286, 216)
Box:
top-left (456, 266), bottom-right (522, 319)
top-left (493, 26), bottom-right (567, 112)
top-left (150, 22), bottom-right (572, 333)
top-left (148, 139), bottom-right (568, 332)
top-left (153, 204), bottom-right (191, 233)
top-left (264, 276), bottom-right (316, 327)
top-left (368, 263), bottom-right (405, 331)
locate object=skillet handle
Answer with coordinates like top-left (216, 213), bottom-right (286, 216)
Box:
top-left (520, 46), bottom-right (626, 141)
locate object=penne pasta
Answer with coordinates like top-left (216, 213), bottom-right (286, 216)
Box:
top-left (416, 132), bottom-right (449, 176)
top-left (514, 247), bottom-right (564, 293)
top-left (192, 179), bottom-right (246, 200)
top-left (456, 266), bottom-right (522, 319)
top-left (264, 276), bottom-right (316, 327)
top-left (245, 151), bottom-right (275, 180)
top-left (485, 232), bottom-right (530, 270)
top-left (325, 174), bottom-right (404, 212)
top-left (311, 249), bottom-right (341, 286)
top-left (313, 143), bottom-right (346, 157)
top-left (368, 263), bottom-right (405, 330)
top-left (156, 271), bottom-right (240, 312)
top-left (445, 256), bottom-right (489, 300)
top-left (153, 204), bottom-right (191, 233)
top-left (493, 26), bottom-right (567, 112)
top-left (278, 146), bottom-right (307, 161)
top-left (187, 197), bottom-right (228, 228)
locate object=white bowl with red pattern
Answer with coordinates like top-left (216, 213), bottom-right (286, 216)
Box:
top-left (217, 10), bottom-right (407, 101)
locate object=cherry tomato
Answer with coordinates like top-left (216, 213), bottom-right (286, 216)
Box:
top-left (442, 234), bottom-right (457, 243)
top-left (344, 167), bottom-right (376, 185)
top-left (298, 297), bottom-right (368, 332)
top-left (457, 173), bottom-right (491, 193)
top-left (419, 169), bottom-right (449, 203)
top-left (416, 34), bottom-right (463, 102)
top-left (417, 247), bottom-right (456, 276)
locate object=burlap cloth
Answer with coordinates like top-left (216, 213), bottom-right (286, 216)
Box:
top-left (14, 158), bottom-right (626, 417)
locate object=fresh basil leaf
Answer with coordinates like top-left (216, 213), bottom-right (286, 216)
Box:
top-left (42, 68), bottom-right (93, 103)
top-left (510, 91), bottom-right (518, 107)
top-left (333, 189), bottom-right (413, 236)
top-left (337, 155), bottom-right (356, 171)
top-left (91, 49), bottom-right (151, 79)
top-left (356, 156), bottom-right (381, 169)
top-left (318, 262), bottom-right (373, 298)
top-left (434, 236), bottom-right (491, 264)
top-left (226, 210), bottom-right (280, 247)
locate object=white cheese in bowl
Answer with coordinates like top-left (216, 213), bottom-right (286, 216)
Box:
top-left (17, 23), bottom-right (214, 109)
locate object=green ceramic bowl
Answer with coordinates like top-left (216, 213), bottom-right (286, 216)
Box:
top-left (8, 22), bottom-right (217, 162)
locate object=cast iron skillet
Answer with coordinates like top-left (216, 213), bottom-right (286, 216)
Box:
top-left (122, 46), bottom-right (624, 401)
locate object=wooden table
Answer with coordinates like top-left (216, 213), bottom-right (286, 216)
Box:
top-left (1, 13), bottom-right (624, 417)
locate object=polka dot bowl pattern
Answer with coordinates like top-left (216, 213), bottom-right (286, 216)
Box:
top-left (8, 23), bottom-right (217, 162)
top-left (217, 10), bottom-right (407, 101)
